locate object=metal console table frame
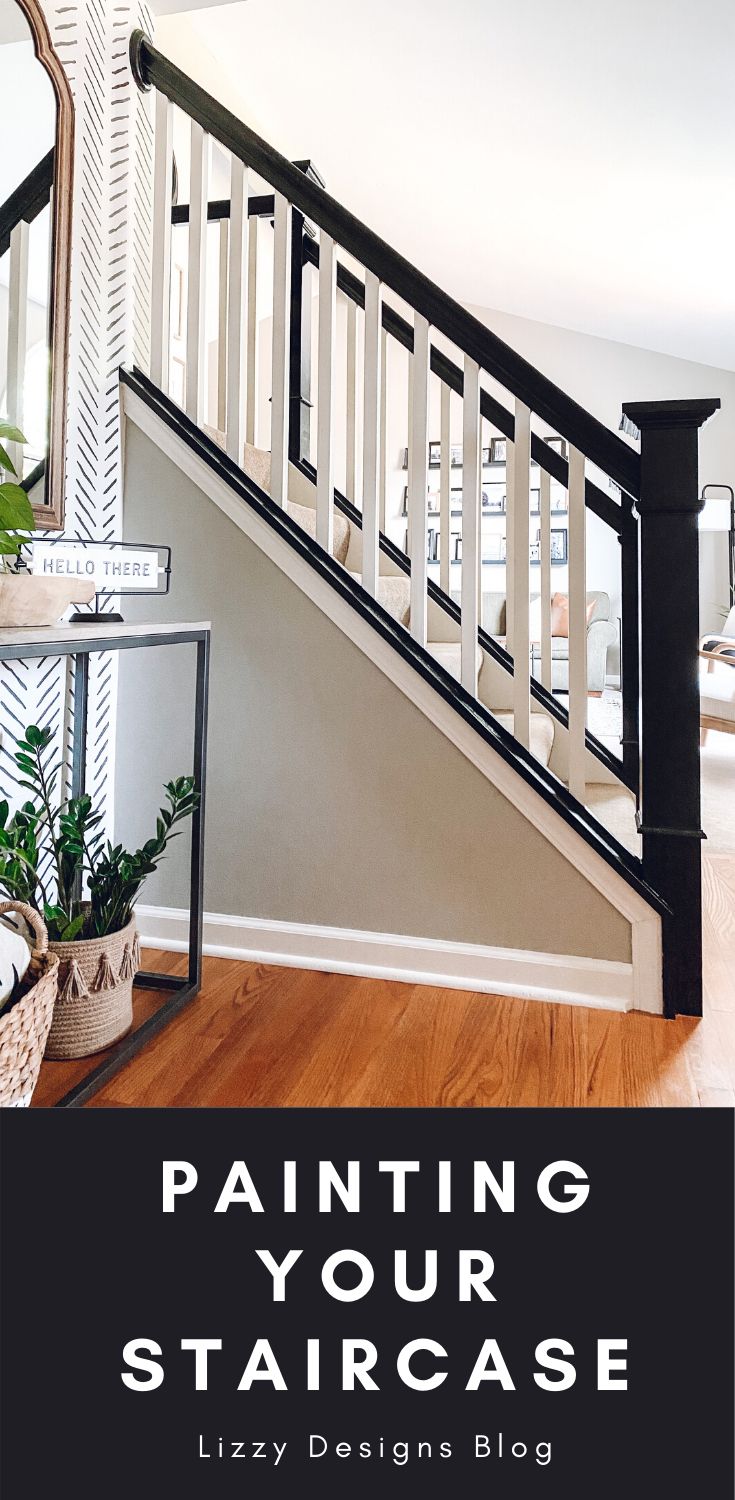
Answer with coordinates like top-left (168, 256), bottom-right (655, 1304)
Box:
top-left (0, 620), bottom-right (210, 1108)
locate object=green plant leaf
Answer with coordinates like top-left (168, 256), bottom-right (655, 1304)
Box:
top-left (0, 444), bottom-right (17, 476)
top-left (0, 483), bottom-right (34, 530)
top-left (60, 914), bottom-right (86, 942)
top-left (0, 533), bottom-right (21, 555)
top-left (0, 421), bottom-right (25, 444)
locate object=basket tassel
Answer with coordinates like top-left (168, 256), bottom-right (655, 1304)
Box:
top-left (131, 934), bottom-right (141, 972)
top-left (118, 943), bottom-right (136, 982)
top-left (92, 950), bottom-right (117, 992)
top-left (59, 958), bottom-right (89, 1004)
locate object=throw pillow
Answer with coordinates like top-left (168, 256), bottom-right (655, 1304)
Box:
top-left (550, 593), bottom-right (595, 638)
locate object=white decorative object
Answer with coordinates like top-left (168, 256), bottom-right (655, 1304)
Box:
top-left (0, 918), bottom-right (31, 1009)
top-left (0, 573), bottom-right (95, 628)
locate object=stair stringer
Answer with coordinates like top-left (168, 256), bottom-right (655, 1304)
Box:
top-left (122, 377), bottom-right (663, 1014)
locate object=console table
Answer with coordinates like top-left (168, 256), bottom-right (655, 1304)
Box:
top-left (0, 620), bottom-right (210, 1107)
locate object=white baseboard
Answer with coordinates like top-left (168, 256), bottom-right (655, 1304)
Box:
top-left (135, 904), bottom-right (645, 1012)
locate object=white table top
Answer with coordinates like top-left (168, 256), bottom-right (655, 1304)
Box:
top-left (0, 620), bottom-right (211, 649)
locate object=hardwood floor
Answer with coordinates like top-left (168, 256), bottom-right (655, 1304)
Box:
top-left (32, 849), bottom-right (734, 1109)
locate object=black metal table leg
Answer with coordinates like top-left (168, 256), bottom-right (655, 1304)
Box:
top-left (71, 651), bottom-right (89, 800)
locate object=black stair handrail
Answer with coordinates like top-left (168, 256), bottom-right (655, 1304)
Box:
top-left (130, 30), bottom-right (640, 500)
top-left (0, 149), bottom-right (54, 260)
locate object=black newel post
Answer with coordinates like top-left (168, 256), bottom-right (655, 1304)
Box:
top-left (622, 397), bottom-right (720, 1018)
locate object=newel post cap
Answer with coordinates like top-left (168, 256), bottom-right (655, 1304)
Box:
top-left (620, 398), bottom-right (720, 440)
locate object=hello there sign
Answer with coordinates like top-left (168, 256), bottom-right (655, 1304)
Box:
top-left (32, 541), bottom-right (167, 594)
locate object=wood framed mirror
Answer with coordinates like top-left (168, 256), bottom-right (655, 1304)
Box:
top-left (0, 0), bottom-right (74, 529)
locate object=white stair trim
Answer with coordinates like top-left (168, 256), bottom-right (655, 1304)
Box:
top-left (122, 384), bottom-right (663, 1015)
top-left (136, 904), bottom-right (648, 1013)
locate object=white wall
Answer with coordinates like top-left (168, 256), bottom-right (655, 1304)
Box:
top-left (469, 304), bottom-right (735, 635)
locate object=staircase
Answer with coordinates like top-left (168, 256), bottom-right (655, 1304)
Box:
top-left (126, 31), bottom-right (720, 1019)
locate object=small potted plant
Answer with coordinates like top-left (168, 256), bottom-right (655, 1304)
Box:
top-left (0, 420), bottom-right (95, 626)
top-left (0, 724), bottom-right (199, 1058)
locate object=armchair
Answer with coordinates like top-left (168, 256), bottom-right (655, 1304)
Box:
top-left (700, 606), bottom-right (735, 742)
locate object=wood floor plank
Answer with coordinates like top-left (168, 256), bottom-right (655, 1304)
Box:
top-left (30, 847), bottom-right (735, 1111)
top-left (699, 1087), bottom-right (735, 1108)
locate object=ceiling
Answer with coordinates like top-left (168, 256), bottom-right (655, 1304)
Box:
top-left (172, 0), bottom-right (735, 369)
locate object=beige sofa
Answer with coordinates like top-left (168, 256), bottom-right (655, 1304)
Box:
top-left (472, 590), bottom-right (617, 695)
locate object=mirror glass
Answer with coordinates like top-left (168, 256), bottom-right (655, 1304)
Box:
top-left (0, 0), bottom-right (57, 508)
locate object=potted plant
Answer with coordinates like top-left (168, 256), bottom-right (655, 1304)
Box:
top-left (0, 723), bottom-right (199, 1058)
top-left (0, 421), bottom-right (95, 625)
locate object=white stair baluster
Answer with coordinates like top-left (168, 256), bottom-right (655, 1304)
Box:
top-left (316, 231), bottom-right (336, 554)
top-left (362, 270), bottom-right (382, 597)
top-left (461, 358), bottom-right (481, 695)
top-left (225, 157), bottom-right (249, 463)
top-left (245, 213), bottom-right (259, 446)
top-left (439, 382), bottom-right (451, 596)
top-left (568, 443), bottom-right (588, 800)
top-left (505, 435), bottom-right (515, 657)
top-left (217, 217), bottom-right (228, 432)
top-left (345, 299), bottom-right (362, 506)
top-left (379, 325), bottom-right (388, 533)
top-left (7, 220), bottom-right (29, 476)
top-left (539, 462), bottom-right (552, 688)
top-left (270, 191), bottom-right (291, 507)
top-left (512, 400), bottom-right (531, 747)
top-left (151, 90), bottom-right (173, 392)
top-left (409, 314), bottom-right (430, 645)
top-left (186, 121), bottom-right (209, 424)
top-left (405, 349), bottom-right (414, 555)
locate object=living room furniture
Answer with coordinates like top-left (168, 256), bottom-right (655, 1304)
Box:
top-left (0, 619), bottom-right (209, 1107)
top-left (700, 610), bottom-right (735, 742)
top-left (478, 589), bottom-right (617, 695)
top-left (700, 484), bottom-right (735, 611)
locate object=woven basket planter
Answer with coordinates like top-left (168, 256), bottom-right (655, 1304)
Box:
top-left (0, 902), bottom-right (59, 1108)
top-left (45, 913), bottom-right (140, 1060)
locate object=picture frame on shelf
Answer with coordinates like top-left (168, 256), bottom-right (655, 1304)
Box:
top-left (450, 444), bottom-right (463, 467)
top-left (485, 533), bottom-right (506, 563)
top-left (450, 487), bottom-right (495, 511)
top-left (545, 435), bottom-right (568, 460)
top-left (530, 540), bottom-right (541, 563)
top-left (490, 437), bottom-right (507, 463)
top-left (402, 484), bottom-right (442, 516)
top-left (550, 527), bottom-right (568, 563)
top-left (485, 491), bottom-right (505, 514)
top-left (429, 441), bottom-right (441, 468)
